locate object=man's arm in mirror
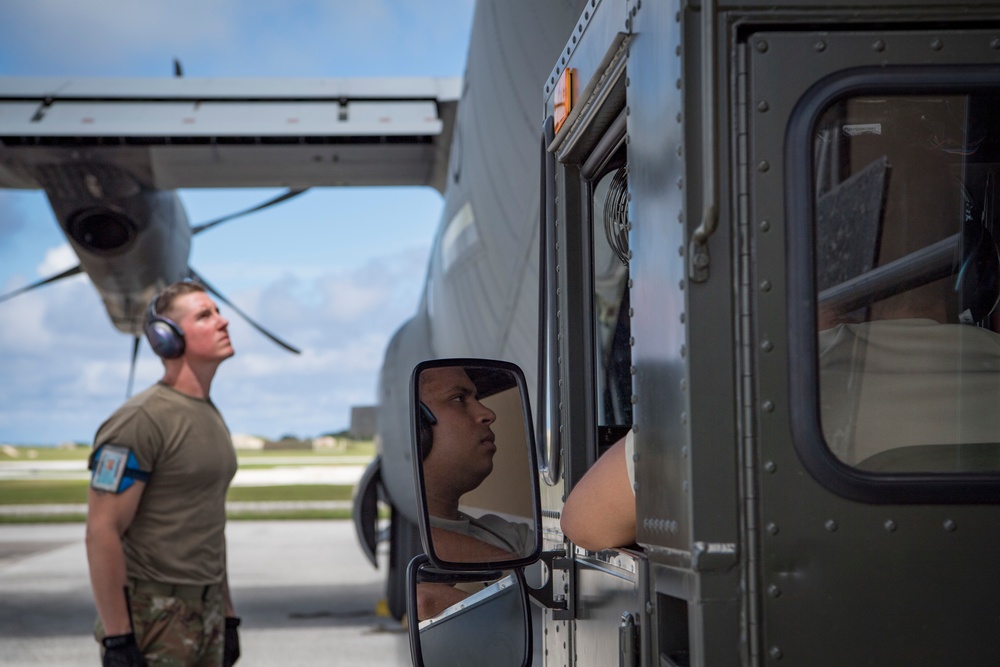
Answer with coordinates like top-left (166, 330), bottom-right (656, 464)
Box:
top-left (560, 436), bottom-right (637, 551)
top-left (430, 526), bottom-right (521, 562)
top-left (415, 582), bottom-right (474, 621)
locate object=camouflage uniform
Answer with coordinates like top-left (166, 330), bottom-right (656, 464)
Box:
top-left (95, 580), bottom-right (225, 666)
top-left (89, 382), bottom-right (237, 665)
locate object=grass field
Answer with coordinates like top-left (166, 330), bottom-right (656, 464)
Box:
top-left (1, 441), bottom-right (376, 463)
top-left (0, 442), bottom-right (376, 523)
top-left (0, 481), bottom-right (355, 505)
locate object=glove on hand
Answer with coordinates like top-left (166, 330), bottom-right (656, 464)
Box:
top-left (223, 616), bottom-right (242, 667)
top-left (102, 633), bottom-right (147, 667)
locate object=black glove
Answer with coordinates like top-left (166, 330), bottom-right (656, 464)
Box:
top-left (223, 616), bottom-right (241, 667)
top-left (102, 633), bottom-right (147, 667)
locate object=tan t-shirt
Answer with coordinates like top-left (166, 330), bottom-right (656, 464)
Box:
top-left (819, 319), bottom-right (1000, 467)
top-left (429, 512), bottom-right (532, 556)
top-left (90, 382), bottom-right (237, 585)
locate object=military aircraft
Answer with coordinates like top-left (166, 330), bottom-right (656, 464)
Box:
top-left (0, 0), bottom-right (586, 622)
top-left (0, 76), bottom-right (461, 394)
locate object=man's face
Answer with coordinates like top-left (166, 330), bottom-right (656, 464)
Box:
top-left (171, 292), bottom-right (234, 363)
top-left (420, 367), bottom-right (497, 495)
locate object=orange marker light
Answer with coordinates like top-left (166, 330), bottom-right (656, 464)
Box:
top-left (553, 68), bottom-right (575, 133)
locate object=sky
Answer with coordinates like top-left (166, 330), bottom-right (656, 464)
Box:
top-left (0, 0), bottom-right (476, 445)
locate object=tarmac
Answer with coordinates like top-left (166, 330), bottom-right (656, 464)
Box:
top-left (0, 520), bottom-right (412, 666)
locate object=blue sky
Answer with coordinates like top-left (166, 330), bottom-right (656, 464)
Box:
top-left (0, 0), bottom-right (475, 444)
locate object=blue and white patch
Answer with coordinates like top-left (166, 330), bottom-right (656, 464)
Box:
top-left (90, 444), bottom-right (150, 493)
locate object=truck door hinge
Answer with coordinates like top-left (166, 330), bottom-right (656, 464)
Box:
top-left (526, 549), bottom-right (574, 620)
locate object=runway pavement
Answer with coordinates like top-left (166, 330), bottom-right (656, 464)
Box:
top-left (0, 520), bottom-right (412, 666)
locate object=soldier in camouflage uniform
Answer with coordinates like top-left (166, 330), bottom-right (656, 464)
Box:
top-left (87, 282), bottom-right (241, 666)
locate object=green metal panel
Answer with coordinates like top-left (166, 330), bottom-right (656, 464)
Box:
top-left (748, 24), bottom-right (1000, 664)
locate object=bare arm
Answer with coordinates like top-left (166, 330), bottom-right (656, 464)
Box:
top-left (430, 526), bottom-right (520, 562)
top-left (86, 483), bottom-right (145, 636)
top-left (560, 436), bottom-right (636, 551)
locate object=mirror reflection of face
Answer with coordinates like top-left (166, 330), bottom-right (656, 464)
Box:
top-left (420, 367), bottom-right (498, 513)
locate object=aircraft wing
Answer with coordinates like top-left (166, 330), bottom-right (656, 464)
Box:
top-left (0, 76), bottom-right (461, 193)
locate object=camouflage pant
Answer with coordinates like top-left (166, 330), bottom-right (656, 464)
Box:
top-left (95, 580), bottom-right (225, 666)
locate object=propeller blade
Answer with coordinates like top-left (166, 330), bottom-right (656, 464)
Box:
top-left (127, 335), bottom-right (141, 399)
top-left (190, 188), bottom-right (308, 235)
top-left (187, 268), bottom-right (301, 355)
top-left (0, 264), bottom-right (83, 304)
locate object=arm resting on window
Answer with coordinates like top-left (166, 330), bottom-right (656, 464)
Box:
top-left (560, 437), bottom-right (636, 551)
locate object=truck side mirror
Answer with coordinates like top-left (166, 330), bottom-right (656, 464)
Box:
top-left (410, 359), bottom-right (541, 570)
top-left (406, 554), bottom-right (532, 667)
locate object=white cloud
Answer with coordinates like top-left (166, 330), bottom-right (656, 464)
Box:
top-left (318, 276), bottom-right (391, 322)
top-left (0, 287), bottom-right (56, 351)
top-left (37, 243), bottom-right (79, 276)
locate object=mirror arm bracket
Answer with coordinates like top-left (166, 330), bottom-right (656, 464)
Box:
top-left (525, 549), bottom-right (574, 620)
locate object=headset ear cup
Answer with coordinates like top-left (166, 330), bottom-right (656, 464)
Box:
top-left (144, 296), bottom-right (185, 359)
top-left (418, 413), bottom-right (433, 460)
top-left (146, 320), bottom-right (185, 358)
top-left (958, 229), bottom-right (1000, 325)
top-left (418, 402), bottom-right (436, 460)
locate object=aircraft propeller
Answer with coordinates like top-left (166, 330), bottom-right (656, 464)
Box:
top-left (0, 188), bottom-right (307, 397)
top-left (190, 188), bottom-right (307, 235)
top-left (0, 264), bottom-right (83, 305)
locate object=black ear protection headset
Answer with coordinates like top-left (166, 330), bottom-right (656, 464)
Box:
top-left (418, 402), bottom-right (437, 460)
top-left (144, 293), bottom-right (186, 359)
top-left (956, 172), bottom-right (1000, 326)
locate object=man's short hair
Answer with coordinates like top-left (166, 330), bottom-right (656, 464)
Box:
top-left (154, 281), bottom-right (206, 320)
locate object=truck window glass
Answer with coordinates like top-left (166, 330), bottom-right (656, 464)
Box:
top-left (593, 158), bottom-right (633, 437)
top-left (814, 92), bottom-right (1000, 473)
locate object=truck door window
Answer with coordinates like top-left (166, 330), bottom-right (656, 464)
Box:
top-left (592, 154), bottom-right (633, 445)
top-left (813, 91), bottom-right (1000, 474)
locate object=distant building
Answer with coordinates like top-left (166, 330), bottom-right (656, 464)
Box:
top-left (350, 406), bottom-right (377, 439)
top-left (313, 435), bottom-right (347, 451)
top-left (232, 434), bottom-right (266, 450)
